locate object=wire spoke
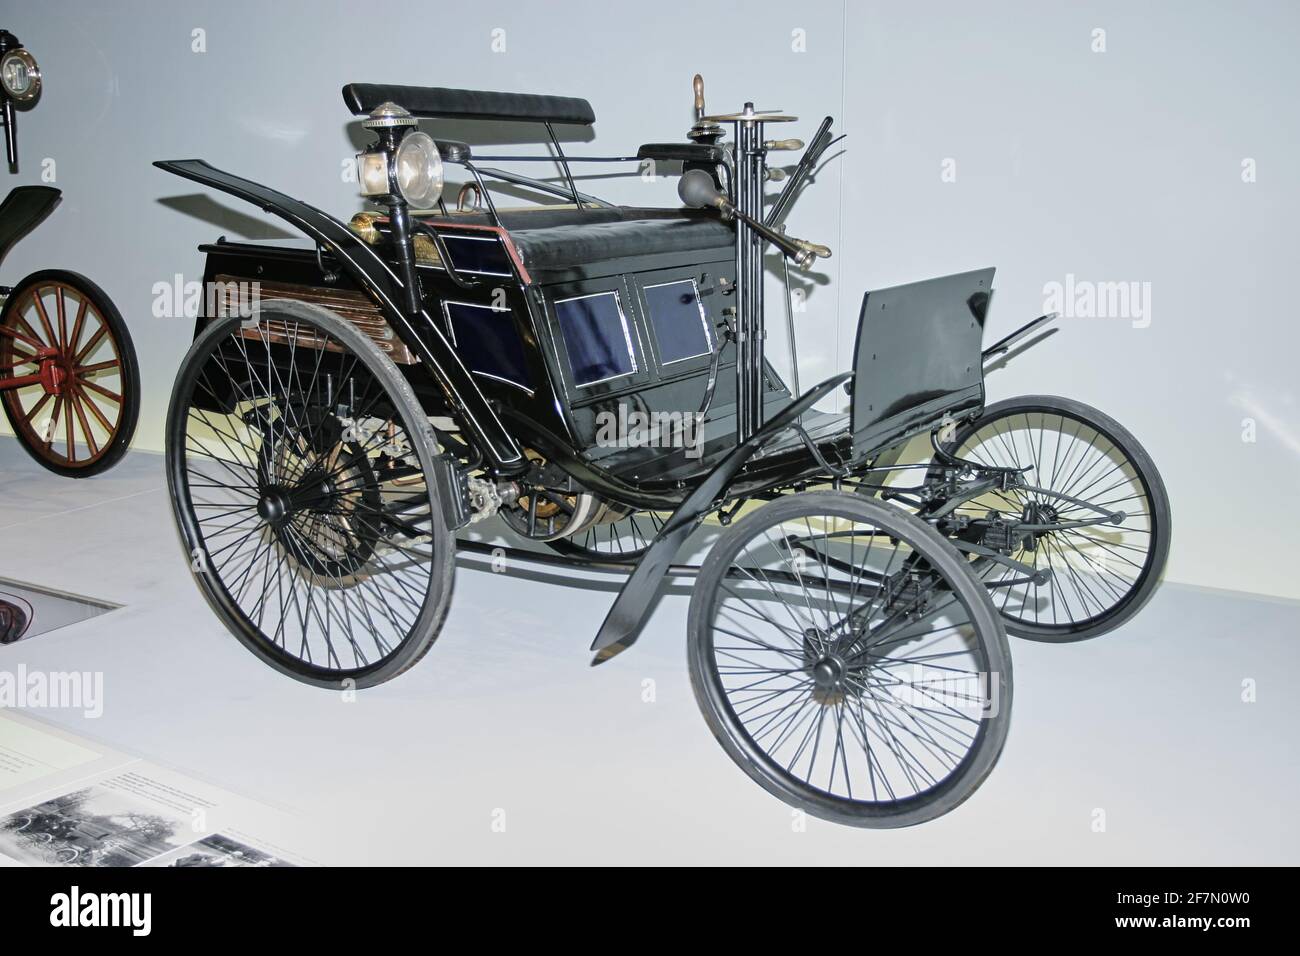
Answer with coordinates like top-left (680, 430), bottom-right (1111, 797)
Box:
top-left (700, 502), bottom-right (999, 815)
top-left (947, 406), bottom-right (1160, 633)
top-left (171, 313), bottom-right (445, 681)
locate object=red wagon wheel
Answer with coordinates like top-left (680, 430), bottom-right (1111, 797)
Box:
top-left (0, 269), bottom-right (139, 476)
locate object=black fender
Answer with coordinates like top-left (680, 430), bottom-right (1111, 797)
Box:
top-left (590, 371), bottom-right (852, 659)
top-left (154, 159), bottom-right (525, 473)
top-left (0, 186), bottom-right (60, 272)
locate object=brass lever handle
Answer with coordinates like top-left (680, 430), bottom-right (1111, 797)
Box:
top-left (765, 138), bottom-right (804, 151)
top-left (793, 238), bottom-right (832, 260)
top-left (693, 74), bottom-right (705, 118)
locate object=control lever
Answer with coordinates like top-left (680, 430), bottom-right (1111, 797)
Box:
top-left (687, 74), bottom-right (724, 144)
top-left (766, 116), bottom-right (836, 230)
top-left (679, 169), bottom-right (831, 269)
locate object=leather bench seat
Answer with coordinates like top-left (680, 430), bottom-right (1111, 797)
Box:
top-left (417, 204), bottom-right (734, 274)
top-left (509, 215), bottom-right (734, 271)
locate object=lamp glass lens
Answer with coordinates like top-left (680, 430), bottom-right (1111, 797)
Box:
top-left (356, 152), bottom-right (390, 197)
top-left (394, 132), bottom-right (444, 208)
top-left (0, 51), bottom-right (40, 101)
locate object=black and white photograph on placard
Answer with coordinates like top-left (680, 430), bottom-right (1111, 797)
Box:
top-left (0, 785), bottom-right (189, 867)
top-left (145, 833), bottom-right (296, 868)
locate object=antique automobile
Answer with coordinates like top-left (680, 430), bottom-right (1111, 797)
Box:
top-left (156, 76), bottom-right (1170, 828)
top-left (0, 29), bottom-right (140, 476)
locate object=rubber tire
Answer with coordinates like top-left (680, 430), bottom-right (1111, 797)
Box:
top-left (165, 301), bottom-right (456, 689)
top-left (0, 270), bottom-right (140, 477)
top-left (688, 491), bottom-right (1013, 828)
top-left (936, 395), bottom-right (1171, 642)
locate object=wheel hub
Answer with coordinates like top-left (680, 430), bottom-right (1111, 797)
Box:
top-left (315, 476), bottom-right (338, 506)
top-left (812, 655), bottom-right (846, 689)
top-left (37, 351), bottom-right (65, 395)
top-left (1023, 501), bottom-right (1058, 524)
top-left (257, 487), bottom-right (291, 526)
top-left (285, 463), bottom-right (342, 515)
top-left (808, 653), bottom-right (852, 706)
top-left (1020, 501), bottom-right (1058, 551)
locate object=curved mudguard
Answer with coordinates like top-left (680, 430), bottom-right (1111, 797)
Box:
top-left (153, 159), bottom-right (525, 473)
top-left (590, 372), bottom-right (852, 659)
top-left (0, 186), bottom-right (60, 272)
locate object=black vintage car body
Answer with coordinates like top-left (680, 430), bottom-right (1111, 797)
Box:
top-left (157, 78), bottom-right (1170, 828)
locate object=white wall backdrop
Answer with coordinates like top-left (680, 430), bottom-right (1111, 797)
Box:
top-left (1, 0), bottom-right (1296, 599)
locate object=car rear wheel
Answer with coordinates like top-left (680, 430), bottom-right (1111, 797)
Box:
top-left (165, 301), bottom-right (455, 688)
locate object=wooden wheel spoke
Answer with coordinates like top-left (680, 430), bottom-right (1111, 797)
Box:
top-left (21, 391), bottom-right (53, 425)
top-left (74, 324), bottom-right (109, 365)
top-left (55, 286), bottom-right (68, 352)
top-left (15, 312), bottom-right (45, 346)
top-left (78, 376), bottom-right (122, 404)
top-left (71, 393), bottom-right (100, 456)
top-left (77, 358), bottom-right (120, 375)
top-left (75, 384), bottom-right (115, 433)
top-left (29, 290), bottom-right (58, 345)
top-left (0, 322), bottom-right (45, 351)
top-left (68, 296), bottom-right (89, 357)
top-left (66, 391), bottom-right (76, 460)
top-left (0, 350), bottom-right (38, 372)
top-left (43, 394), bottom-right (65, 448)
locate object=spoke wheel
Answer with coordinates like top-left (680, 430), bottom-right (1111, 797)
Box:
top-left (258, 432), bottom-right (383, 586)
top-left (498, 450), bottom-right (604, 543)
top-left (932, 395), bottom-right (1170, 641)
top-left (689, 492), bottom-right (1011, 828)
top-left (166, 301), bottom-right (455, 688)
top-left (546, 506), bottom-right (670, 563)
top-left (0, 271), bottom-right (139, 476)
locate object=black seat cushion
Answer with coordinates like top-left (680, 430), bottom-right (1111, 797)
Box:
top-left (510, 213), bottom-right (733, 271)
top-left (420, 207), bottom-right (628, 230)
top-left (343, 84), bottom-right (595, 126)
top-left (415, 205), bottom-right (734, 273)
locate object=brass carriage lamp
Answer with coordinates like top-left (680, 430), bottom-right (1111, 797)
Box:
top-left (0, 29), bottom-right (42, 172)
top-left (0, 44), bottom-right (38, 102)
top-left (354, 102), bottom-right (443, 209)
top-left (352, 101), bottom-right (445, 314)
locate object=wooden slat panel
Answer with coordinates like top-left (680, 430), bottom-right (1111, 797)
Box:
top-left (215, 276), bottom-right (418, 364)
